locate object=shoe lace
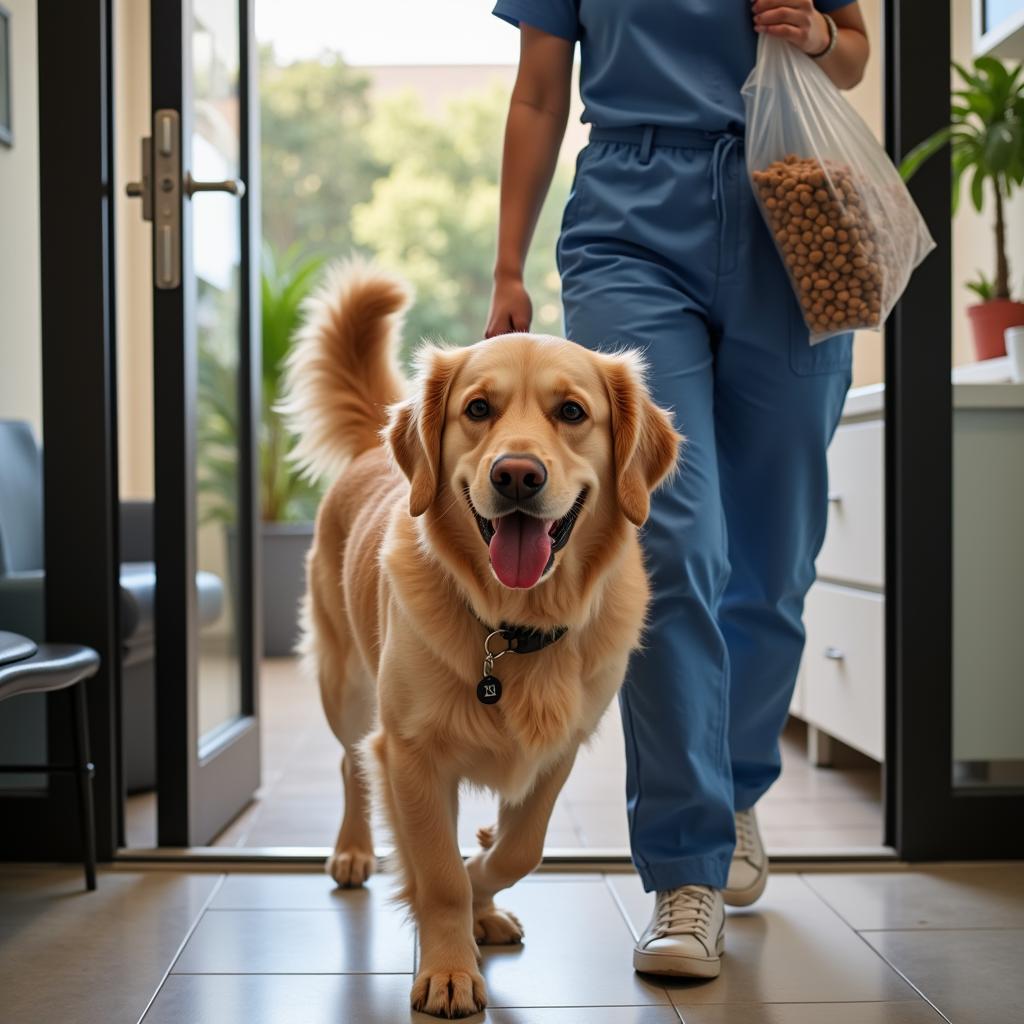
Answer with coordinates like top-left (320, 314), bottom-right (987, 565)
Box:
top-left (735, 809), bottom-right (756, 858)
top-left (652, 885), bottom-right (714, 939)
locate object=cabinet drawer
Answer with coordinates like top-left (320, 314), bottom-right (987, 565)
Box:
top-left (803, 582), bottom-right (885, 761)
top-left (818, 418), bottom-right (884, 588)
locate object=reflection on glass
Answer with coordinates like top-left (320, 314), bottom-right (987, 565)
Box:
top-left (192, 0), bottom-right (243, 745)
top-left (952, 389), bottom-right (1024, 790)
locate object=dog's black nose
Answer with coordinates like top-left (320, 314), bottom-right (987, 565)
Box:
top-left (490, 454), bottom-right (548, 501)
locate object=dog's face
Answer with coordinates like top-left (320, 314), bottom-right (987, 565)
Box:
top-left (388, 334), bottom-right (680, 590)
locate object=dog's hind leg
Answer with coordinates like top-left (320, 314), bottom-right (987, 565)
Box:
top-left (466, 744), bottom-right (579, 944)
top-left (324, 655), bottom-right (378, 887)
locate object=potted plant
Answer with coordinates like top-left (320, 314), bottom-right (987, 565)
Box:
top-left (900, 56), bottom-right (1024, 361)
top-left (199, 246), bottom-right (325, 656)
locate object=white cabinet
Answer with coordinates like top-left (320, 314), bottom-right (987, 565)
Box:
top-left (803, 583), bottom-right (885, 761)
top-left (795, 389), bottom-right (887, 762)
top-left (796, 368), bottom-right (1024, 767)
top-left (817, 418), bottom-right (884, 589)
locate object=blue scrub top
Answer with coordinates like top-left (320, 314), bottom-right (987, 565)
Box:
top-left (492, 0), bottom-right (857, 134)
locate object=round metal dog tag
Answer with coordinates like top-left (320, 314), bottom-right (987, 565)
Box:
top-left (476, 675), bottom-right (502, 705)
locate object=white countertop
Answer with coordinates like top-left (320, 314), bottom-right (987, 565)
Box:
top-left (842, 357), bottom-right (1024, 419)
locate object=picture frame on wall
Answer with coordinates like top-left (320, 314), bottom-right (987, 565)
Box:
top-left (0, 4), bottom-right (11, 147)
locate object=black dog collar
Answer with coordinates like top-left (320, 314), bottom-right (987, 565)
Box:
top-left (476, 621), bottom-right (568, 705)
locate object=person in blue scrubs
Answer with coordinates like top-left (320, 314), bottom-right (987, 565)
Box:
top-left (487, 0), bottom-right (870, 979)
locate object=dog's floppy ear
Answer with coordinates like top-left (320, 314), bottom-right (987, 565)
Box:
top-left (601, 351), bottom-right (682, 527)
top-left (385, 345), bottom-right (461, 517)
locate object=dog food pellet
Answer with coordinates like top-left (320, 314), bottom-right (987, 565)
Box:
top-left (751, 155), bottom-right (888, 335)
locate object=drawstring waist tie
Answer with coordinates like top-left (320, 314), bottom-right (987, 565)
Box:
top-left (588, 124), bottom-right (743, 270)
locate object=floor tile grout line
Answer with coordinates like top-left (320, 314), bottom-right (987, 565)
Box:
top-left (846, 922), bottom-right (955, 1023)
top-left (133, 872), bottom-right (228, 1024)
top-left (857, 925), bottom-right (1024, 933)
top-left (166, 970), bottom-right (417, 976)
top-left (795, 872), bottom-right (952, 1021)
top-left (600, 873), bottom-right (679, 1011)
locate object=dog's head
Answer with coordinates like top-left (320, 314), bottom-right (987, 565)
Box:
top-left (386, 334), bottom-right (681, 590)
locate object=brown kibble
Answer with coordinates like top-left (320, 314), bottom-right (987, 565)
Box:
top-left (755, 155), bottom-right (888, 336)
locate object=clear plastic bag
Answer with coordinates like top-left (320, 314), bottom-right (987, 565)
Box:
top-left (742, 35), bottom-right (935, 344)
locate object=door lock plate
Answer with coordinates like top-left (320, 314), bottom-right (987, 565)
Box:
top-left (151, 110), bottom-right (181, 290)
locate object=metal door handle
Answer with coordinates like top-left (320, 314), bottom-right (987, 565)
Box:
top-left (184, 173), bottom-right (246, 198)
top-left (824, 646), bottom-right (845, 661)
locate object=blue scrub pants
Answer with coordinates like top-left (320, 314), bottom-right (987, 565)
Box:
top-left (557, 127), bottom-right (853, 893)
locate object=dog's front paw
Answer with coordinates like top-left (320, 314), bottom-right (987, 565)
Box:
top-left (410, 964), bottom-right (487, 1018)
top-left (473, 904), bottom-right (524, 945)
top-left (326, 847), bottom-right (376, 888)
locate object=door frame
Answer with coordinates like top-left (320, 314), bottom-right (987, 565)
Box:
top-left (14, 0), bottom-right (1019, 866)
top-left (0, 0), bottom-right (123, 862)
top-left (150, 0), bottom-right (262, 846)
top-left (885, 0), bottom-right (1024, 858)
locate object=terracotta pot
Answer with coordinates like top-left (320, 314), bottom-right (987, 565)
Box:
top-left (966, 300), bottom-right (1024, 361)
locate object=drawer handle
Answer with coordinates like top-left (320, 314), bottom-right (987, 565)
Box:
top-left (824, 646), bottom-right (845, 661)
top-left (827, 491), bottom-right (843, 504)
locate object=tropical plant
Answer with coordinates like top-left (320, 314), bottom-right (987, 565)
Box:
top-left (197, 246), bottom-right (325, 525)
top-left (899, 56), bottom-right (1024, 302)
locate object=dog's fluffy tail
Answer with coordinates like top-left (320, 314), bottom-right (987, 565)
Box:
top-left (280, 258), bottom-right (411, 482)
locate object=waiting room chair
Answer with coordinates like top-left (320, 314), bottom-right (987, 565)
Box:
top-left (0, 631), bottom-right (100, 890)
top-left (0, 420), bottom-right (224, 791)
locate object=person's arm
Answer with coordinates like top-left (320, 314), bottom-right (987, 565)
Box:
top-left (752, 1), bottom-right (869, 90)
top-left (485, 25), bottom-right (574, 338)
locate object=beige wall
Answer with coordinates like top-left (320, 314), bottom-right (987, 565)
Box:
top-left (0, 0), bottom-right (41, 435)
top-left (952, 0), bottom-right (1024, 365)
top-left (115, 0), bottom-right (154, 499)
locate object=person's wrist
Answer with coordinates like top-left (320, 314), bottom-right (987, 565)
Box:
top-left (493, 264), bottom-right (524, 284)
top-left (804, 11), bottom-right (836, 58)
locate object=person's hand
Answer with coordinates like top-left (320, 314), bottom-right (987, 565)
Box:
top-left (752, 0), bottom-right (831, 56)
top-left (485, 274), bottom-right (532, 338)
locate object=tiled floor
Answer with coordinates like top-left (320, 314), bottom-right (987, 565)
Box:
top-left (126, 657), bottom-right (883, 852)
top-left (2, 862), bottom-right (1022, 1023)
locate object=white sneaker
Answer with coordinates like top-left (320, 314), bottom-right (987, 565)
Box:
top-left (724, 807), bottom-right (769, 907)
top-left (633, 884), bottom-right (724, 978)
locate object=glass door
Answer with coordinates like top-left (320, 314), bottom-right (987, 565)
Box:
top-left (129, 0), bottom-right (261, 845)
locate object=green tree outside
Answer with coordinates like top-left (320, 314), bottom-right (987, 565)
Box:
top-left (260, 52), bottom-right (572, 365)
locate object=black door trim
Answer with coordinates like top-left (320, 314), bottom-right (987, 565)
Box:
top-left (885, 0), bottom-right (1024, 857)
top-left (0, 0), bottom-right (122, 863)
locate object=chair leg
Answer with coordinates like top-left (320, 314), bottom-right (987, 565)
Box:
top-left (71, 682), bottom-right (97, 890)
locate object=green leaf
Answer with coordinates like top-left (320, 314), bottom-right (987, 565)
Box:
top-left (970, 165), bottom-right (986, 212)
top-left (985, 122), bottom-right (1017, 173)
top-left (899, 126), bottom-right (955, 181)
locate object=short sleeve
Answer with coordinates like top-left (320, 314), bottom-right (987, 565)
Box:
top-left (814, 0), bottom-right (858, 11)
top-left (492, 0), bottom-right (579, 42)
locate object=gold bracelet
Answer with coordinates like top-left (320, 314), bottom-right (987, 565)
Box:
top-left (810, 12), bottom-right (838, 60)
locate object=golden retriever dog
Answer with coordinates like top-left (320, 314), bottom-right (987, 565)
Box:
top-left (281, 260), bottom-right (681, 1018)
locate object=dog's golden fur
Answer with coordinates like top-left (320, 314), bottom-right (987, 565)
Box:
top-left (282, 260), bottom-right (681, 1018)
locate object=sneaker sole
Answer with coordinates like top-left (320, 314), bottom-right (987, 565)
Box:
top-left (633, 935), bottom-right (724, 979)
top-left (723, 864), bottom-right (769, 908)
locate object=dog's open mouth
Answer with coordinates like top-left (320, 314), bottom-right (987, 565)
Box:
top-left (465, 488), bottom-right (588, 589)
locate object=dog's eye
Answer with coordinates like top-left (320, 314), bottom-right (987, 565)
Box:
top-left (558, 401), bottom-right (587, 423)
top-left (465, 398), bottom-right (491, 421)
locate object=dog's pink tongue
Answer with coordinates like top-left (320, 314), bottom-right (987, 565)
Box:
top-left (489, 512), bottom-right (554, 589)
